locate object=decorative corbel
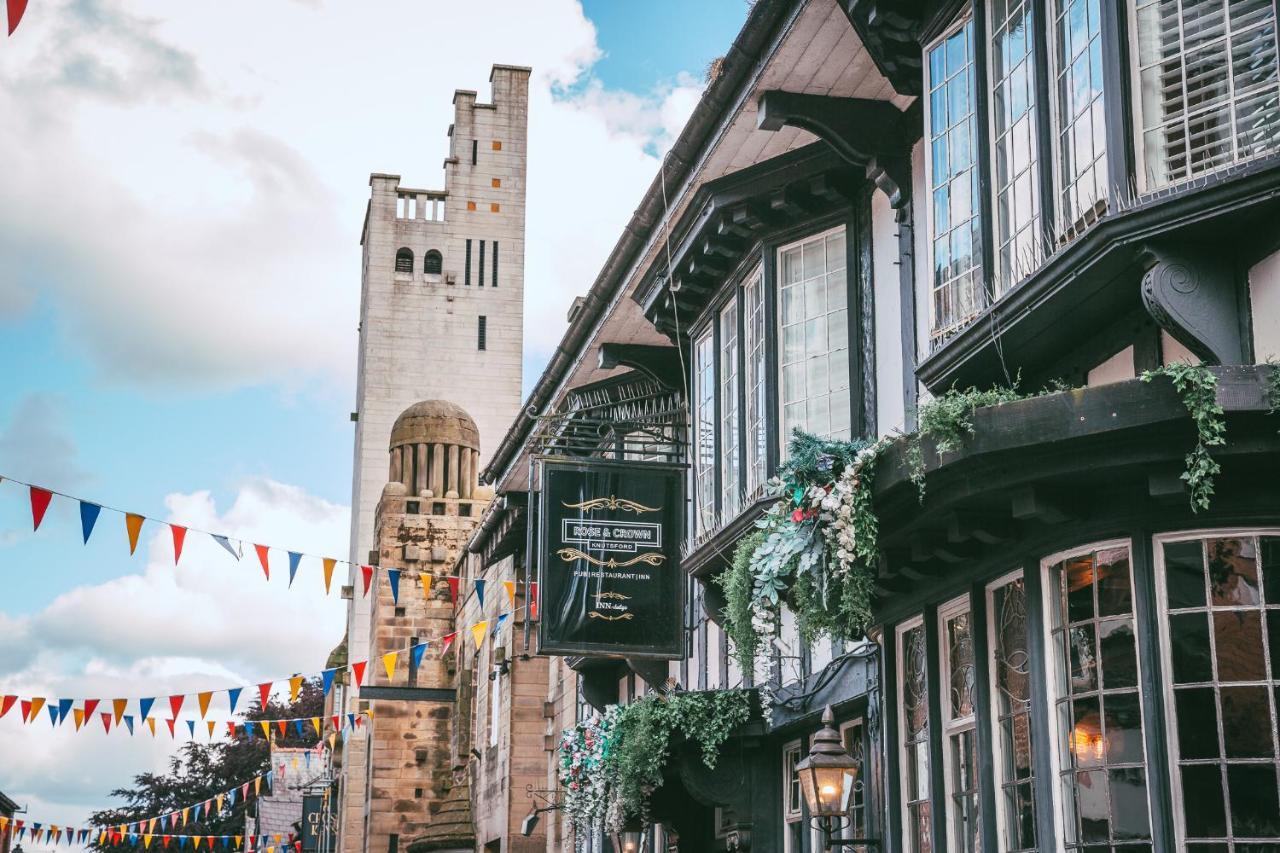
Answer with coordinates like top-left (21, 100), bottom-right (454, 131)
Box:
top-left (1140, 241), bottom-right (1247, 365)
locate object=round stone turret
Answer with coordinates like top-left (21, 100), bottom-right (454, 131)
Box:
top-left (388, 400), bottom-right (481, 500)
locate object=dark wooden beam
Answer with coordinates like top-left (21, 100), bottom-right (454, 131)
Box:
top-left (598, 343), bottom-right (685, 389)
top-left (757, 91), bottom-right (908, 166)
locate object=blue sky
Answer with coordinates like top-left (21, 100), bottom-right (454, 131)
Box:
top-left (0, 0), bottom-right (745, 830)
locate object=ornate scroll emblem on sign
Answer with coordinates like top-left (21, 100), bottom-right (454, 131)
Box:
top-left (537, 459), bottom-right (684, 658)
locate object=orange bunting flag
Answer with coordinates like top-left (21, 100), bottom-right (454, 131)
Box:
top-left (30, 486), bottom-right (53, 530)
top-left (258, 682), bottom-right (272, 709)
top-left (72, 707), bottom-right (84, 730)
top-left (29, 697), bottom-right (46, 721)
top-left (470, 621), bottom-right (488, 649)
top-left (125, 513), bottom-right (145, 555)
top-left (503, 580), bottom-right (516, 606)
top-left (420, 572), bottom-right (432, 599)
top-left (193, 836), bottom-right (202, 850)
top-left (254, 776), bottom-right (262, 796)
top-left (207, 721), bottom-right (216, 738)
top-left (322, 558), bottom-right (336, 594)
top-left (381, 652), bottom-right (397, 681)
top-left (171, 525), bottom-right (187, 565)
top-left (277, 720), bottom-right (287, 738)
top-left (113, 698), bottom-right (127, 725)
top-left (351, 660), bottom-right (367, 686)
top-left (288, 676), bottom-right (303, 703)
top-left (147, 717), bottom-right (157, 736)
top-left (255, 545), bottom-right (270, 580)
top-left (197, 692), bottom-right (213, 719)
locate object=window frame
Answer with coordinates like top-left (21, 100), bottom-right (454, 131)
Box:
top-left (692, 324), bottom-right (717, 536)
top-left (897, 614), bottom-right (934, 853)
top-left (1040, 538), bottom-right (1156, 851)
top-left (838, 716), bottom-right (870, 844)
top-left (1152, 526), bottom-right (1280, 851)
top-left (783, 737), bottom-right (805, 853)
top-left (939, 594), bottom-right (981, 853)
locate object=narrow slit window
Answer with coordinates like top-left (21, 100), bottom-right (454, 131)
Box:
top-left (465, 240), bottom-right (472, 286)
top-left (477, 315), bottom-right (487, 351)
top-left (478, 241), bottom-right (486, 288)
top-left (471, 139), bottom-right (478, 165)
top-left (492, 242), bottom-right (499, 288)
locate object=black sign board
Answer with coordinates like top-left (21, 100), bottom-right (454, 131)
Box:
top-left (301, 792), bottom-right (336, 853)
top-left (537, 458), bottom-right (684, 658)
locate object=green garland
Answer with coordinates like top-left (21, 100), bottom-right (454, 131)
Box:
top-left (1141, 363), bottom-right (1226, 512)
top-left (907, 385), bottom-right (1028, 502)
top-left (719, 529), bottom-right (764, 671)
top-left (557, 690), bottom-right (751, 838)
top-left (1266, 359), bottom-right (1280, 426)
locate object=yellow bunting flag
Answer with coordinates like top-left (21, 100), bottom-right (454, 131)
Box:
top-left (322, 558), bottom-right (336, 594)
top-left (381, 652), bottom-right (397, 681)
top-left (504, 580), bottom-right (516, 605)
top-left (197, 692), bottom-right (213, 719)
top-left (147, 717), bottom-right (157, 736)
top-left (73, 708), bottom-right (85, 730)
top-left (259, 721), bottom-right (270, 739)
top-left (181, 808), bottom-right (189, 826)
top-left (113, 699), bottom-right (127, 725)
top-left (148, 819), bottom-right (156, 834)
top-left (328, 733), bottom-right (336, 749)
top-left (420, 573), bottom-right (432, 599)
top-left (255, 776), bottom-right (263, 796)
top-left (193, 837), bottom-right (202, 850)
top-left (470, 621), bottom-right (488, 649)
top-left (289, 676), bottom-right (303, 703)
top-left (235, 838), bottom-right (242, 849)
top-left (366, 708), bottom-right (375, 718)
top-left (311, 717), bottom-right (321, 737)
top-left (144, 835), bottom-right (153, 849)
top-left (216, 794), bottom-right (224, 811)
top-left (125, 513), bottom-right (145, 555)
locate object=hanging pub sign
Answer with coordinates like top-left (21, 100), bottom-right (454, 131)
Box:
top-left (537, 458), bottom-right (684, 658)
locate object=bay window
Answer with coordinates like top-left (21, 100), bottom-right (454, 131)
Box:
top-left (1052, 0), bottom-right (1108, 236)
top-left (898, 618), bottom-right (934, 853)
top-left (694, 328), bottom-right (716, 534)
top-left (778, 227), bottom-right (850, 445)
top-left (940, 599), bottom-right (981, 852)
top-left (927, 19), bottom-right (984, 343)
top-left (1133, 0), bottom-right (1280, 189)
top-left (1045, 544), bottom-right (1153, 851)
top-left (988, 572), bottom-right (1039, 852)
top-left (720, 298), bottom-right (741, 519)
top-left (990, 0), bottom-right (1043, 291)
top-left (1156, 533), bottom-right (1280, 849)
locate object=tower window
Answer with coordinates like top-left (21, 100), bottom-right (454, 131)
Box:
top-left (492, 140), bottom-right (502, 150)
top-left (491, 178), bottom-right (501, 188)
top-left (465, 240), bottom-right (472, 285)
top-left (492, 242), bottom-right (499, 288)
top-left (471, 140), bottom-right (477, 165)
top-left (490, 203), bottom-right (501, 213)
top-left (395, 248), bottom-right (414, 274)
top-left (478, 241), bottom-right (486, 287)
top-left (424, 250), bottom-right (442, 275)
top-left (478, 315), bottom-right (487, 350)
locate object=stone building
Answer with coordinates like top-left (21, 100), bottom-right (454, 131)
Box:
top-left (337, 401), bottom-right (493, 853)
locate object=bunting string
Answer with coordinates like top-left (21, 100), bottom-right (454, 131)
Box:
top-left (0, 608), bottom-right (521, 733)
top-left (1, 821), bottom-right (309, 853)
top-left (1, 475), bottom-right (540, 610)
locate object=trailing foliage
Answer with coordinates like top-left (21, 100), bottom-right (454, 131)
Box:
top-left (1141, 362), bottom-right (1226, 512)
top-left (718, 528), bottom-right (764, 671)
top-left (557, 689), bottom-right (751, 843)
top-left (907, 384), bottom-right (1027, 502)
top-left (1267, 359), bottom-right (1280, 425)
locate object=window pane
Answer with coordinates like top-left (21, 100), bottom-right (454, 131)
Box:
top-left (990, 576), bottom-right (1039, 851)
top-left (777, 228), bottom-right (850, 447)
top-left (719, 299), bottom-right (740, 520)
top-left (1134, 0), bottom-right (1280, 190)
top-left (900, 622), bottom-right (933, 853)
top-left (743, 272), bottom-right (767, 498)
top-left (1052, 0), bottom-right (1108, 239)
top-left (694, 330), bottom-right (716, 535)
top-left (928, 20), bottom-right (984, 343)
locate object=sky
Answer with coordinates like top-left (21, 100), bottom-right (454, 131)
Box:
top-left (0, 0), bottom-right (747, 838)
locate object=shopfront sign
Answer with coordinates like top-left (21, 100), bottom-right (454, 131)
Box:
top-left (537, 458), bottom-right (684, 658)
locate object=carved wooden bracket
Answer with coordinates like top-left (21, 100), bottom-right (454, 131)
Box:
top-left (1140, 242), bottom-right (1247, 365)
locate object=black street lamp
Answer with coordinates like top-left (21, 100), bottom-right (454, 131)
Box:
top-left (797, 706), bottom-right (878, 851)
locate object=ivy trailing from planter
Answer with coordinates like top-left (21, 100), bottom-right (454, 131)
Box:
top-left (906, 384), bottom-right (1028, 503)
top-left (1141, 362), bottom-right (1226, 512)
top-left (557, 689), bottom-right (751, 842)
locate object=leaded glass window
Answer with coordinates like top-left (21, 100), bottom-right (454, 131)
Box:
top-left (927, 19), bottom-right (984, 343)
top-left (991, 0), bottom-right (1043, 291)
top-left (743, 270), bottom-right (767, 498)
top-left (778, 227), bottom-right (850, 445)
top-left (899, 619), bottom-right (934, 853)
top-left (989, 574), bottom-right (1039, 852)
top-left (693, 329), bottom-right (716, 534)
top-left (942, 601), bottom-right (981, 853)
top-left (839, 719), bottom-right (869, 844)
top-left (1053, 0), bottom-right (1108, 238)
top-left (1158, 534), bottom-right (1280, 850)
top-left (1133, 0), bottom-right (1280, 189)
top-left (1046, 544), bottom-right (1153, 852)
top-left (719, 298), bottom-right (740, 519)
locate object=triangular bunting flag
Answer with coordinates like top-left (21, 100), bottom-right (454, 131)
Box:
top-left (530, 582), bottom-right (539, 619)
top-left (311, 717), bottom-right (321, 737)
top-left (321, 669), bottom-right (335, 696)
top-left (387, 568), bottom-right (401, 605)
top-left (322, 558), bottom-right (336, 594)
top-left (166, 719), bottom-right (176, 738)
top-left (470, 621), bottom-right (488, 649)
top-left (72, 707), bottom-right (84, 730)
top-left (258, 682), bottom-right (272, 709)
top-left (197, 692), bottom-right (213, 719)
top-left (288, 676), bottom-right (302, 703)
top-left (227, 687), bottom-right (242, 714)
top-left (441, 633), bottom-right (457, 656)
top-left (351, 660), bottom-right (367, 686)
top-left (212, 535), bottom-right (239, 560)
top-left (83, 698), bottom-right (99, 718)
top-left (80, 501), bottom-right (101, 543)
top-left (287, 552), bottom-right (302, 588)
top-left (186, 719), bottom-right (196, 738)
top-left (254, 544), bottom-right (270, 579)
top-left (503, 580), bottom-right (516, 605)
top-left (360, 565), bottom-right (373, 597)
top-left (100, 712), bottom-right (112, 733)
top-left (276, 720), bottom-right (286, 738)
top-left (0, 695), bottom-right (15, 719)
top-left (147, 717), bottom-right (157, 736)
top-left (171, 526), bottom-right (187, 565)
top-left (29, 697), bottom-right (46, 721)
top-left (410, 642), bottom-right (427, 672)
top-left (125, 513), bottom-right (145, 555)
top-left (258, 721), bottom-right (270, 739)
top-left (56, 698), bottom-right (72, 724)
top-left (207, 721), bottom-right (216, 738)
top-left (169, 695), bottom-right (184, 718)
top-left (475, 579), bottom-right (486, 607)
top-left (112, 698), bottom-right (127, 724)
top-left (381, 651), bottom-right (397, 681)
top-left (446, 576), bottom-right (459, 602)
top-left (139, 697), bottom-right (155, 720)
top-left (419, 572), bottom-right (432, 600)
top-left (124, 715), bottom-right (135, 735)
top-left (30, 487), bottom-right (53, 531)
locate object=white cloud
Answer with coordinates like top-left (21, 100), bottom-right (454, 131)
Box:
top-left (0, 0), bottom-right (706, 394)
top-left (0, 477), bottom-right (348, 827)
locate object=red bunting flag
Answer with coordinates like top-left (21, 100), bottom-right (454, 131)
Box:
top-left (258, 682), bottom-right (272, 709)
top-left (276, 720), bottom-right (286, 738)
top-left (530, 582), bottom-right (539, 619)
top-left (360, 565), bottom-right (373, 597)
top-left (171, 526), bottom-right (187, 565)
top-left (7, 0), bottom-right (31, 37)
top-left (169, 695), bottom-right (184, 718)
top-left (227, 722), bottom-right (236, 737)
top-left (351, 661), bottom-right (366, 687)
top-left (83, 698), bottom-right (99, 718)
top-left (445, 577), bottom-right (459, 602)
top-left (330, 715), bottom-right (339, 731)
top-left (125, 513), bottom-right (145, 555)
top-left (101, 713), bottom-right (112, 733)
top-left (165, 719), bottom-right (176, 738)
top-left (440, 632), bottom-right (457, 656)
top-left (20, 699), bottom-right (31, 722)
top-left (30, 487), bottom-right (52, 530)
top-left (0, 695), bottom-right (16, 719)
top-left (255, 545), bottom-right (270, 580)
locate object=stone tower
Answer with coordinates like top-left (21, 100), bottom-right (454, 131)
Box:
top-left (347, 63), bottom-right (529, 676)
top-left (337, 401), bottom-right (492, 853)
